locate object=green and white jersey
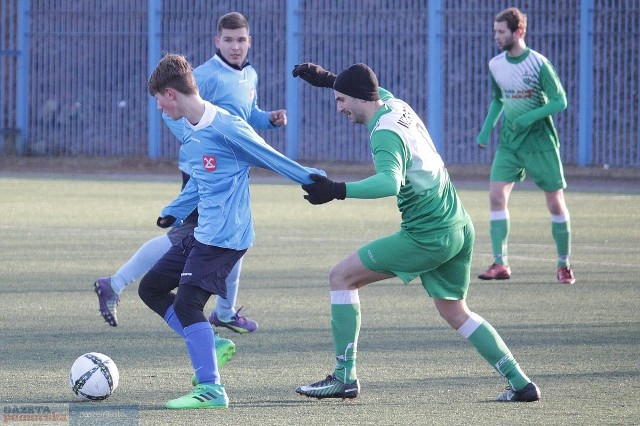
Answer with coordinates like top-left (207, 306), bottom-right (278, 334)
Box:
top-left (488, 48), bottom-right (566, 152)
top-left (347, 88), bottom-right (470, 239)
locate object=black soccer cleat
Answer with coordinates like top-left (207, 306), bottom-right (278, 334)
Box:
top-left (296, 374), bottom-right (360, 400)
top-left (496, 382), bottom-right (541, 402)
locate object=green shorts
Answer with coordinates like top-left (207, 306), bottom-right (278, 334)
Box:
top-left (357, 223), bottom-right (474, 300)
top-left (490, 147), bottom-right (567, 192)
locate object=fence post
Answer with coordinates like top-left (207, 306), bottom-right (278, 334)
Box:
top-left (16, 0), bottom-right (30, 155)
top-left (578, 0), bottom-right (593, 167)
top-left (147, 0), bottom-right (162, 159)
top-left (427, 0), bottom-right (443, 153)
top-left (285, 0), bottom-right (300, 160)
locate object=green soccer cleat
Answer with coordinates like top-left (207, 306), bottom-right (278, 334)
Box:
top-left (165, 384), bottom-right (229, 409)
top-left (215, 333), bottom-right (236, 369)
top-left (296, 374), bottom-right (360, 400)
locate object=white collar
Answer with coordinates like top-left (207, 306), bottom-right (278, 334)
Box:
top-left (187, 101), bottom-right (217, 131)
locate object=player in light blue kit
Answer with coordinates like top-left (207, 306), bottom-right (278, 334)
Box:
top-left (95, 12), bottom-right (283, 333)
top-left (141, 53), bottom-right (324, 409)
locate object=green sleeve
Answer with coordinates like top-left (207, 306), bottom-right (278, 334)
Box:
top-left (513, 62), bottom-right (567, 129)
top-left (345, 129), bottom-right (404, 199)
top-left (476, 75), bottom-right (504, 145)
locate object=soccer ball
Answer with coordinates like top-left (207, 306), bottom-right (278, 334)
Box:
top-left (69, 352), bottom-right (119, 400)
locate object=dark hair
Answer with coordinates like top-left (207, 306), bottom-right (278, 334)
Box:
top-left (495, 7), bottom-right (527, 35)
top-left (148, 53), bottom-right (198, 96)
top-left (217, 12), bottom-right (249, 35)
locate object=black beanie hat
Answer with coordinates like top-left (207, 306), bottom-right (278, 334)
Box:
top-left (333, 63), bottom-right (381, 101)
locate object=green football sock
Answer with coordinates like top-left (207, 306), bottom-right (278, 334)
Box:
top-left (331, 303), bottom-right (360, 383)
top-left (461, 313), bottom-right (530, 391)
top-left (552, 218), bottom-right (571, 267)
top-left (490, 218), bottom-right (509, 265)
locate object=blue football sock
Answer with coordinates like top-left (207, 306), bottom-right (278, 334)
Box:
top-left (163, 305), bottom-right (184, 338)
top-left (184, 322), bottom-right (219, 385)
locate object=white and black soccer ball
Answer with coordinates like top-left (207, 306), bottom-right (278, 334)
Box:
top-left (69, 352), bottom-right (119, 400)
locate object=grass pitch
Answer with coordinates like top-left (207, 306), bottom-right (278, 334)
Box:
top-left (0, 174), bottom-right (638, 425)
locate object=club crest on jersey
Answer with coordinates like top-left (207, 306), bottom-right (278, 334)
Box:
top-left (203, 155), bottom-right (217, 172)
top-left (522, 70), bottom-right (536, 86)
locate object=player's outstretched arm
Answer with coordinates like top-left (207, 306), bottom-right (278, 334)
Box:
top-left (292, 63), bottom-right (336, 88)
top-left (225, 116), bottom-right (325, 184)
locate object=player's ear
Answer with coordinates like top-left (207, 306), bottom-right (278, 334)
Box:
top-left (165, 87), bottom-right (177, 99)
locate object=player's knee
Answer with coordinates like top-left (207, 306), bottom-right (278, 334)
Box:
top-left (329, 263), bottom-right (358, 290)
top-left (137, 273), bottom-right (154, 305)
top-left (434, 299), bottom-right (470, 330)
top-left (138, 271), bottom-right (169, 305)
top-left (489, 194), bottom-right (506, 209)
top-left (328, 264), bottom-right (344, 287)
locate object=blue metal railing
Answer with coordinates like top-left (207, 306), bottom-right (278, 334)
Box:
top-left (3, 0), bottom-right (639, 167)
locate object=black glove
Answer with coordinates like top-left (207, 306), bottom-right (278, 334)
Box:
top-left (302, 174), bottom-right (346, 205)
top-left (292, 63), bottom-right (337, 88)
top-left (157, 215), bottom-right (176, 228)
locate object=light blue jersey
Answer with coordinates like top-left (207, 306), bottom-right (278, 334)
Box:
top-left (161, 102), bottom-right (324, 250)
top-left (164, 53), bottom-right (274, 173)
top-left (194, 54), bottom-right (273, 130)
